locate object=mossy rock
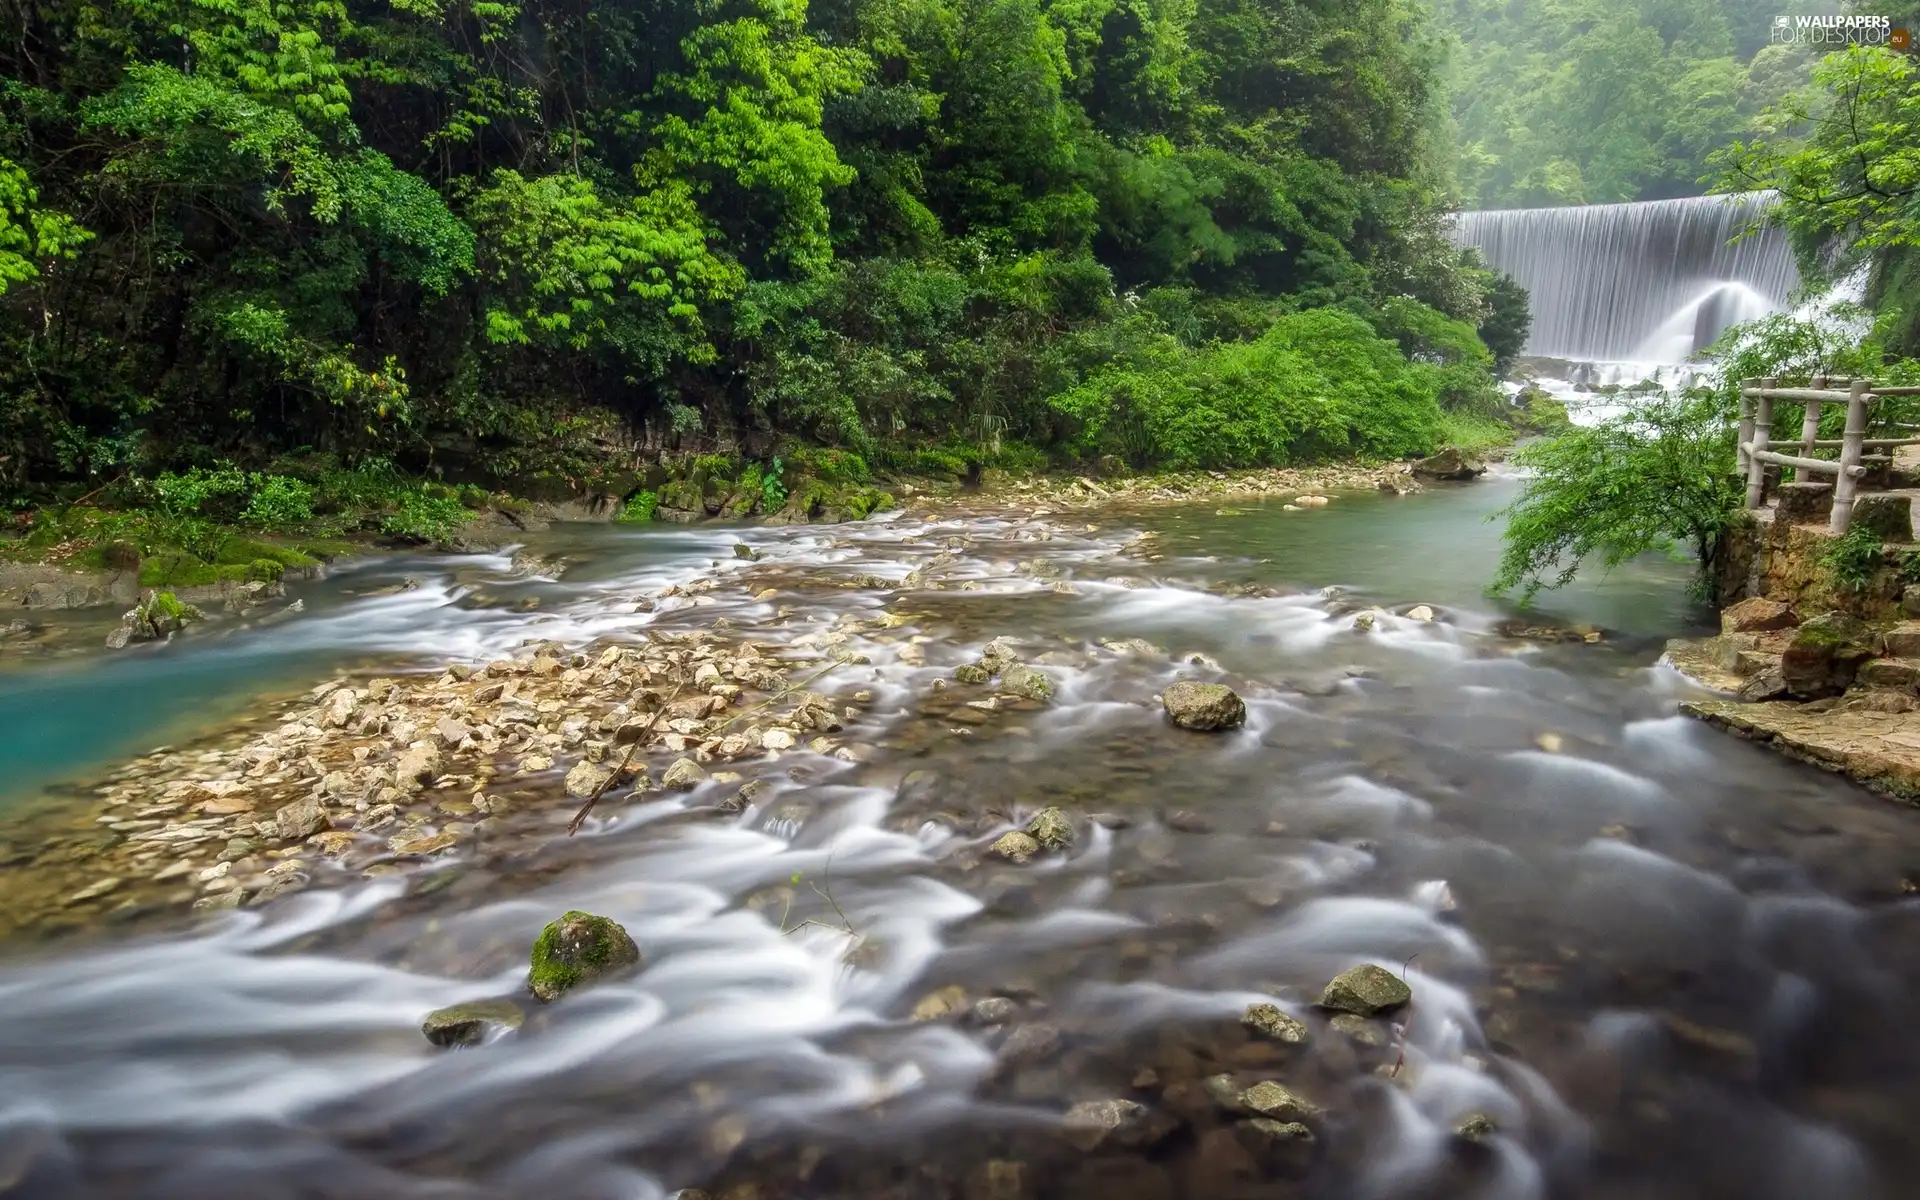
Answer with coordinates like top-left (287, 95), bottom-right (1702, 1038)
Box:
top-left (1024, 806), bottom-right (1073, 850)
top-left (528, 910), bottom-right (642, 1002)
top-left (998, 664), bottom-right (1052, 702)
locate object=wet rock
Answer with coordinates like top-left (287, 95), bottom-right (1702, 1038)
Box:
top-left (989, 831), bottom-right (1041, 863)
top-left (912, 985), bottom-right (968, 1021)
top-left (1352, 611), bottom-right (1377, 633)
top-left (1737, 672), bottom-right (1789, 702)
top-left (996, 1022), bottom-right (1062, 1067)
top-left (389, 831), bottom-right (458, 856)
top-left (274, 798), bottom-right (328, 840)
top-left (1235, 1118), bottom-right (1316, 1172)
top-left (1101, 638), bottom-right (1161, 656)
top-left (998, 664), bottom-right (1052, 702)
top-left (1239, 1080), bottom-right (1319, 1122)
top-left (1405, 604), bottom-right (1435, 622)
top-left (251, 872), bottom-right (310, 904)
top-left (663, 758), bottom-right (707, 790)
top-left (1721, 597), bottom-right (1798, 634)
top-left (1411, 448), bottom-right (1486, 481)
top-left (394, 741), bottom-right (444, 788)
top-left (528, 910), bottom-right (642, 1002)
top-left (969, 996), bottom-right (1019, 1026)
top-left (1060, 1099), bottom-right (1151, 1151)
top-left (1327, 1013), bottom-right (1389, 1046)
top-left (953, 663), bottom-right (992, 685)
top-left (732, 543), bottom-right (760, 560)
top-left (1162, 681), bottom-right (1246, 731)
top-left (564, 760), bottom-right (616, 798)
top-left (1317, 963), bottom-right (1411, 1016)
top-left (1024, 806), bottom-right (1072, 850)
top-left (979, 637), bottom-right (1021, 673)
top-left (1454, 1113), bottom-right (1496, 1141)
top-left (1241, 1003), bottom-right (1309, 1045)
top-left (1781, 612), bottom-right (1877, 699)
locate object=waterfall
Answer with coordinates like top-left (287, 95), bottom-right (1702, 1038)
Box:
top-left (1451, 194), bottom-right (1800, 363)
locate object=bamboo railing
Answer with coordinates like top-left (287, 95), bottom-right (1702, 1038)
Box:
top-left (1737, 376), bottom-right (1920, 534)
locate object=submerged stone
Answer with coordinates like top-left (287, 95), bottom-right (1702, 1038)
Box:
top-left (1241, 1002), bottom-right (1309, 1044)
top-left (1162, 680), bottom-right (1246, 731)
top-left (1024, 806), bottom-right (1073, 850)
top-left (989, 830), bottom-right (1041, 863)
top-left (422, 998), bottom-right (525, 1047)
top-left (998, 664), bottom-right (1053, 702)
top-left (528, 910), bottom-right (642, 1002)
top-left (1317, 963), bottom-right (1412, 1016)
top-left (1239, 1080), bottom-right (1319, 1122)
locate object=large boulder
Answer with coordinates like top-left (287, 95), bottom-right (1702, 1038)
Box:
top-left (1883, 621), bottom-right (1920, 659)
top-left (1410, 448), bottom-right (1486, 482)
top-left (528, 910), bottom-right (642, 1002)
top-left (1780, 612), bottom-right (1878, 699)
top-left (998, 664), bottom-right (1053, 702)
top-left (1162, 681), bottom-right (1246, 731)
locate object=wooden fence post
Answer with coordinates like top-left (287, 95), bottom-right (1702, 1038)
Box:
top-left (1799, 376), bottom-right (1825, 479)
top-left (1746, 376), bottom-right (1776, 508)
top-left (1830, 378), bottom-right (1871, 535)
top-left (1737, 379), bottom-right (1756, 476)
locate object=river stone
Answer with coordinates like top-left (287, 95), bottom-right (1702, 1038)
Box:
top-left (1242, 1002), bottom-right (1309, 1044)
top-left (394, 741), bottom-right (444, 787)
top-left (953, 663), bottom-right (992, 685)
top-left (1411, 447), bottom-right (1486, 481)
top-left (1781, 612), bottom-right (1877, 699)
top-left (979, 637), bottom-right (1021, 673)
top-left (1454, 1113), bottom-right (1497, 1141)
top-left (1162, 681), bottom-right (1246, 731)
top-left (1235, 1119), bottom-right (1316, 1172)
top-left (1405, 604), bottom-right (1435, 622)
top-left (1239, 1080), bottom-right (1319, 1122)
top-left (1721, 597), bottom-right (1798, 634)
top-left (1317, 963), bottom-right (1412, 1016)
top-left (911, 985), bottom-right (968, 1020)
top-left (1328, 1013), bottom-right (1389, 1046)
top-left (528, 910), bottom-right (642, 1002)
top-left (1024, 806), bottom-right (1073, 850)
top-left (998, 664), bottom-right (1052, 702)
top-left (1061, 1099), bottom-right (1148, 1151)
top-left (564, 760), bottom-right (616, 798)
top-left (662, 758), bottom-right (707, 790)
top-left (274, 798), bottom-right (328, 840)
top-left (422, 998), bottom-right (526, 1047)
top-left (989, 830), bottom-right (1041, 863)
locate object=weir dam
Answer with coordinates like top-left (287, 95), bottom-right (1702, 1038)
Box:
top-left (1451, 193), bottom-right (1801, 365)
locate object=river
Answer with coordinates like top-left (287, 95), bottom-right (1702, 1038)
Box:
top-left (1, 478), bottom-right (1916, 1200)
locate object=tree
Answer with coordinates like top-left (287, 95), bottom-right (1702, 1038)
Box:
top-left (1492, 387), bottom-right (1742, 601)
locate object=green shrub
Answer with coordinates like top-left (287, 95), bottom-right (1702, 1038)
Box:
top-left (760, 457), bottom-right (787, 511)
top-left (786, 447), bottom-right (871, 484)
top-left (151, 467), bottom-right (253, 518)
top-left (382, 489), bottom-right (469, 542)
top-left (1048, 307), bottom-right (1443, 469)
top-left (617, 491), bottom-right (660, 523)
top-left (240, 475), bottom-right (316, 530)
top-left (1822, 524), bottom-right (1885, 594)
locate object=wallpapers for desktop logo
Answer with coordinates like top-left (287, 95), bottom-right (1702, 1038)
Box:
top-left (1771, 13), bottom-right (1908, 49)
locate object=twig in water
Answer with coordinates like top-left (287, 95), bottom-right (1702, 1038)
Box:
top-left (1390, 953), bottom-right (1418, 1080)
top-left (565, 681), bottom-right (684, 835)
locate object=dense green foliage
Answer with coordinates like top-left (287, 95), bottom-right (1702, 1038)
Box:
top-left (0, 0), bottom-right (1515, 498)
top-left (1440, 0), bottom-right (1813, 207)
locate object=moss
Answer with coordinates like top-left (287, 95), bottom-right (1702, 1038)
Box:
top-left (215, 538), bottom-right (319, 569)
top-left (655, 478), bottom-right (704, 513)
top-left (139, 552), bottom-right (251, 588)
top-left (148, 590), bottom-right (189, 622)
top-left (616, 490), bottom-right (659, 523)
top-left (844, 487), bottom-right (894, 520)
top-left (786, 447), bottom-right (871, 484)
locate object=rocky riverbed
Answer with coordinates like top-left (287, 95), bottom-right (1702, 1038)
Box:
top-left (4, 473), bottom-right (1918, 1200)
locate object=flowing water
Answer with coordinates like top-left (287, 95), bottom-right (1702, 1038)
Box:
top-left (1451, 195), bottom-right (1800, 364)
top-left (4, 482), bottom-right (1920, 1200)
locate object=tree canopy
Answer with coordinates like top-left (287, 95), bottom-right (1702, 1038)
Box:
top-left (0, 0), bottom-right (1509, 494)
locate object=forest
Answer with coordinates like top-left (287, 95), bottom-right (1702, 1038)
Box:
top-left (0, 0), bottom-right (1529, 511)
